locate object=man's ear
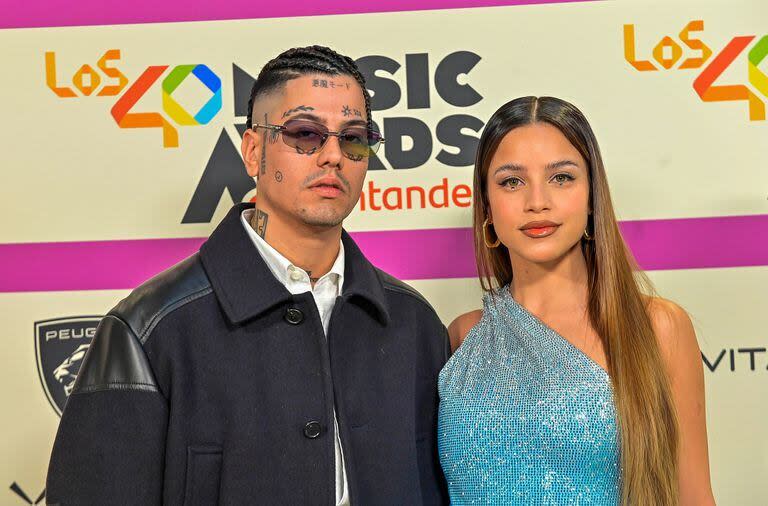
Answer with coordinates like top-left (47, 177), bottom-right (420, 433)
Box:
top-left (241, 127), bottom-right (262, 178)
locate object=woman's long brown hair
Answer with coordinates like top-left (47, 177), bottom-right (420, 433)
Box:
top-left (473, 96), bottom-right (678, 505)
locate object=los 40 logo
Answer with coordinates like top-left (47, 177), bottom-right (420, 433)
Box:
top-left (45, 50), bottom-right (222, 147)
top-left (624, 20), bottom-right (768, 121)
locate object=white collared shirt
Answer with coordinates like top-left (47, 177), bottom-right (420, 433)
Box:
top-left (241, 209), bottom-right (350, 505)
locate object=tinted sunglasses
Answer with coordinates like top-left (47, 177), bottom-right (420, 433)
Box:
top-left (252, 119), bottom-right (385, 160)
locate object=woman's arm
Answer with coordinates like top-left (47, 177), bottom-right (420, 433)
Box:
top-left (651, 298), bottom-right (716, 506)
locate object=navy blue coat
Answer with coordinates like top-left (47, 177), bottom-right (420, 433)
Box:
top-left (47, 203), bottom-right (450, 505)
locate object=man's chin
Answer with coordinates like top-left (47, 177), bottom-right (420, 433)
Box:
top-left (297, 208), bottom-right (349, 229)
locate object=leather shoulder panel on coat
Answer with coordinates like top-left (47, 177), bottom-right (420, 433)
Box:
top-left (71, 314), bottom-right (160, 394)
top-left (112, 253), bottom-right (212, 345)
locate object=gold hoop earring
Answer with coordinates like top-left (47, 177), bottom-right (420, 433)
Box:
top-left (583, 228), bottom-right (593, 241)
top-left (483, 218), bottom-right (501, 248)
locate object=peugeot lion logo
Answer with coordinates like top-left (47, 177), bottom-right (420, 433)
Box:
top-left (34, 316), bottom-right (102, 416)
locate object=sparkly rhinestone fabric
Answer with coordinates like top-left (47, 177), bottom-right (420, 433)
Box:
top-left (438, 287), bottom-right (621, 504)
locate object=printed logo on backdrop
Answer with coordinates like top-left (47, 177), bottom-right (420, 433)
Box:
top-left (183, 51), bottom-right (485, 223)
top-left (702, 346), bottom-right (768, 373)
top-left (8, 481), bottom-right (44, 506)
top-left (624, 20), bottom-right (768, 121)
top-left (45, 50), bottom-right (222, 147)
top-left (45, 50), bottom-right (482, 223)
top-left (34, 316), bottom-right (102, 416)
top-left (8, 482), bottom-right (45, 504)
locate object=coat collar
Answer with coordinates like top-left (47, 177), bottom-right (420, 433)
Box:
top-left (200, 203), bottom-right (390, 326)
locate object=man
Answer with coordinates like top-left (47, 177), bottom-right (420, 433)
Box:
top-left (46, 45), bottom-right (450, 505)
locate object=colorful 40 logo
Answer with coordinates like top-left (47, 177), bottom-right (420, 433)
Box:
top-left (624, 21), bottom-right (768, 121)
top-left (45, 50), bottom-right (222, 147)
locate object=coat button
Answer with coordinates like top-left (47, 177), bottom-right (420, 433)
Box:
top-left (284, 308), bottom-right (304, 325)
top-left (304, 421), bottom-right (322, 439)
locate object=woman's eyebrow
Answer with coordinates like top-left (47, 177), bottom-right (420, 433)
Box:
top-left (545, 159), bottom-right (580, 171)
top-left (493, 163), bottom-right (525, 175)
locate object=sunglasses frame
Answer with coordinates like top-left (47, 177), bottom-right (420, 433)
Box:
top-left (251, 120), bottom-right (385, 159)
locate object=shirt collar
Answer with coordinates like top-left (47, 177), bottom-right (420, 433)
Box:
top-left (200, 203), bottom-right (389, 325)
top-left (241, 208), bottom-right (345, 295)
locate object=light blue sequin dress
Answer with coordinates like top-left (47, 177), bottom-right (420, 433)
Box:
top-left (438, 287), bottom-right (621, 504)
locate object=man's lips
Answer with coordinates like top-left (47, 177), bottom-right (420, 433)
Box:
top-left (309, 177), bottom-right (345, 197)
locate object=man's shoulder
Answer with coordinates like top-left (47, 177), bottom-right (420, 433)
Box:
top-left (111, 253), bottom-right (213, 345)
top-left (72, 255), bottom-right (210, 396)
top-left (375, 268), bottom-right (438, 319)
top-left (375, 269), bottom-right (449, 362)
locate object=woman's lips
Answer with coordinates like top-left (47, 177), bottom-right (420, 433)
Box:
top-left (521, 224), bottom-right (559, 238)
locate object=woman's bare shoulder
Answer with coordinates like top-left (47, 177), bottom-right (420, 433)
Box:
top-left (447, 310), bottom-right (483, 353)
top-left (646, 296), bottom-right (699, 372)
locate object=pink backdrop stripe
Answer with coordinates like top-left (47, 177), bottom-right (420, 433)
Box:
top-left (0, 214), bottom-right (764, 293)
top-left (1, 0), bottom-right (596, 29)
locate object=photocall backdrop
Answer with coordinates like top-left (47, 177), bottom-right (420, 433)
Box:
top-left (1, 0), bottom-right (766, 503)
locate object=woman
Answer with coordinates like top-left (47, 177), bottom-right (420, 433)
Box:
top-left (438, 96), bottom-right (715, 505)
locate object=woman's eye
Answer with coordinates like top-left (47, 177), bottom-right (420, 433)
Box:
top-left (501, 177), bottom-right (523, 189)
top-left (552, 173), bottom-right (574, 185)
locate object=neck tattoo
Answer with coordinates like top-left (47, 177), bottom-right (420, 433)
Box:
top-left (253, 209), bottom-right (269, 238)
